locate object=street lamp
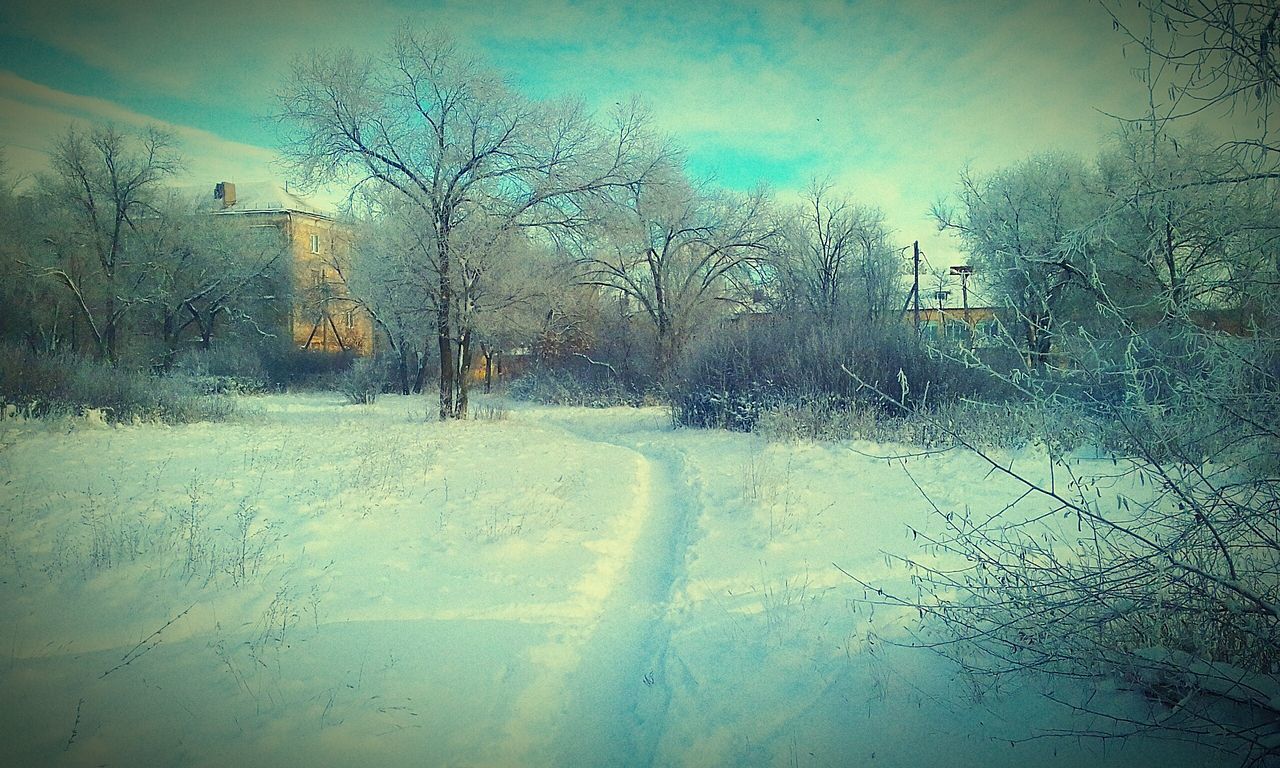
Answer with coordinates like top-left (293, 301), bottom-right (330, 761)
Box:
top-left (949, 265), bottom-right (974, 326)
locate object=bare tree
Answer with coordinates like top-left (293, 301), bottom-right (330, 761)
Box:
top-left (39, 124), bottom-right (179, 363)
top-left (1102, 0), bottom-right (1279, 175)
top-left (349, 193), bottom-right (439, 394)
top-left (845, 281), bottom-right (1280, 761)
top-left (580, 169), bottom-right (779, 381)
top-left (139, 191), bottom-right (288, 369)
top-left (350, 186), bottom-right (566, 403)
top-left (276, 29), bottom-right (663, 418)
top-left (1091, 125), bottom-right (1278, 326)
top-left (463, 236), bottom-right (565, 394)
top-left (450, 215), bottom-right (563, 413)
top-left (862, 11), bottom-right (1280, 753)
top-left (0, 152), bottom-right (64, 352)
top-left (777, 178), bottom-right (898, 325)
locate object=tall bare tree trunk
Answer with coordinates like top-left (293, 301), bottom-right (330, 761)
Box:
top-left (102, 291), bottom-right (118, 364)
top-left (414, 345), bottom-right (430, 394)
top-left (654, 311), bottom-right (672, 384)
top-left (397, 347), bottom-right (411, 395)
top-left (160, 310), bottom-right (179, 372)
top-left (200, 313), bottom-right (215, 349)
top-left (454, 326), bottom-right (473, 418)
top-left (483, 348), bottom-right (493, 394)
top-left (437, 234), bottom-right (454, 420)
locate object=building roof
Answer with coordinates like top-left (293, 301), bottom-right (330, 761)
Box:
top-left (175, 181), bottom-right (333, 218)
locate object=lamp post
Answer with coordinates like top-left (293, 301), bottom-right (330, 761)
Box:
top-left (949, 265), bottom-right (973, 327)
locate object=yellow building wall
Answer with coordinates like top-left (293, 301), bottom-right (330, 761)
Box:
top-left (912, 306), bottom-right (996, 327)
top-left (908, 306), bottom-right (999, 344)
top-left (284, 213), bottom-right (374, 355)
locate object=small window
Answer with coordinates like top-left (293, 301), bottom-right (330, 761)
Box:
top-left (310, 233), bottom-right (320, 253)
top-left (344, 309), bottom-right (355, 329)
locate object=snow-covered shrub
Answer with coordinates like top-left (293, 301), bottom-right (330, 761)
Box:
top-left (671, 313), bottom-right (1011, 433)
top-left (175, 342), bottom-right (268, 378)
top-left (755, 394), bottom-right (1092, 451)
top-left (671, 382), bottom-right (778, 431)
top-left (471, 403), bottom-right (510, 421)
top-left (174, 344), bottom-right (270, 395)
top-left (259, 342), bottom-right (357, 388)
top-left (339, 356), bottom-right (384, 404)
top-left (149, 376), bottom-right (240, 423)
top-left (180, 374), bottom-right (267, 397)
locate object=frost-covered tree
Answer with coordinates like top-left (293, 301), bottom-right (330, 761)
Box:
top-left (862, 9), bottom-right (1280, 758)
top-left (1102, 0), bottom-right (1280, 176)
top-left (350, 189), bottom-right (564, 403)
top-left (933, 154), bottom-right (1098, 368)
top-left (0, 152), bottom-right (69, 352)
top-left (1092, 126), bottom-right (1276, 325)
top-left (138, 191), bottom-right (288, 370)
top-left (349, 194), bottom-right (439, 394)
top-left (276, 29), bottom-right (664, 418)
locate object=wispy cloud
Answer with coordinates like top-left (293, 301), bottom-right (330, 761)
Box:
top-left (4, 0), bottom-right (402, 99)
top-left (0, 71), bottom-right (281, 187)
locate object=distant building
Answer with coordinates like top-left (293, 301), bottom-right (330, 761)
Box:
top-left (207, 181), bottom-right (373, 355)
top-left (909, 305), bottom-right (999, 345)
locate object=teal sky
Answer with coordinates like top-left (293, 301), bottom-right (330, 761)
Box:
top-left (0, 0), bottom-right (1182, 267)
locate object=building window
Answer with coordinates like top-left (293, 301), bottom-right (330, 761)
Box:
top-left (311, 269), bottom-right (323, 288)
top-left (310, 233), bottom-right (320, 253)
top-left (344, 309), bottom-right (355, 329)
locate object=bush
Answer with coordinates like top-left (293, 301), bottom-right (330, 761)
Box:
top-left (670, 314), bottom-right (1011, 432)
top-left (338, 357), bottom-right (384, 404)
top-left (507, 361), bottom-right (656, 408)
top-left (173, 343), bottom-right (270, 395)
top-left (754, 392), bottom-right (1096, 452)
top-left (854, 316), bottom-right (1280, 760)
top-left (0, 344), bottom-right (237, 424)
top-left (257, 341), bottom-right (358, 389)
top-left (671, 381), bottom-right (778, 431)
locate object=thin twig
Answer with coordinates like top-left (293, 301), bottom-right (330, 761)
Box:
top-left (99, 603), bottom-right (195, 679)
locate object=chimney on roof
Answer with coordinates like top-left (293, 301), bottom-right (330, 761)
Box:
top-left (214, 182), bottom-right (237, 208)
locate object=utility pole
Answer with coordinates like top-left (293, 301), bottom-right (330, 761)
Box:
top-left (912, 240), bottom-right (921, 333)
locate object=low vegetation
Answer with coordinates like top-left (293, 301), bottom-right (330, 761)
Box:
top-left (0, 343), bottom-right (237, 424)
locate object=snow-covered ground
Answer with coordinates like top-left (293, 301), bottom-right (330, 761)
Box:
top-left (0, 393), bottom-right (1230, 767)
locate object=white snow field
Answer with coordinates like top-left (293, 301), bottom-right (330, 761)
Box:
top-left (0, 393), bottom-right (1231, 767)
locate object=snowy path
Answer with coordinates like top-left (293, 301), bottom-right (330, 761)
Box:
top-left (547, 447), bottom-right (688, 765)
top-left (510, 413), bottom-right (700, 766)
